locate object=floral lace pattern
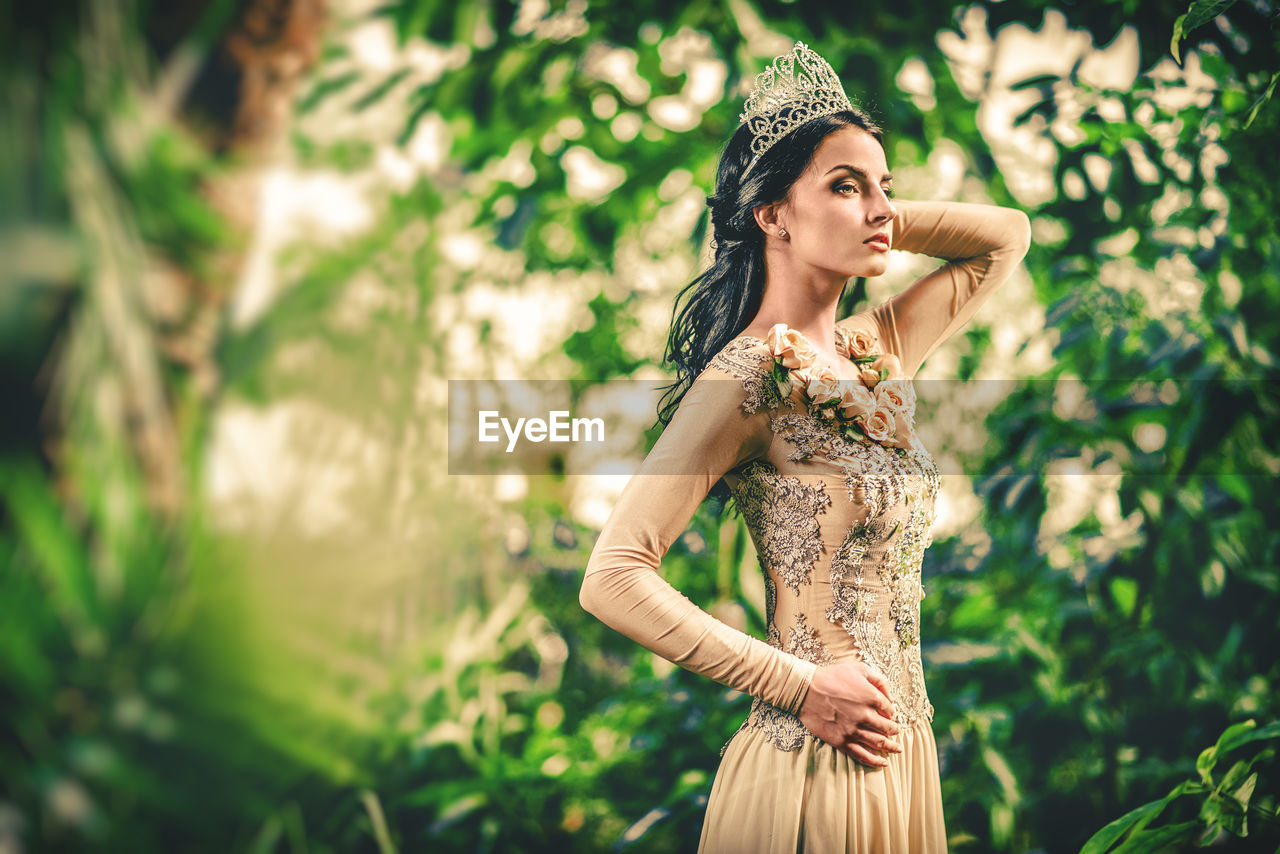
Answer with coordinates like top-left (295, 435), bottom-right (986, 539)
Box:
top-left (724, 696), bottom-right (812, 754)
top-left (731, 461), bottom-right (830, 595)
top-left (817, 413), bottom-right (941, 727)
top-left (706, 338), bottom-right (792, 415)
top-left (785, 613), bottom-right (834, 666)
top-left (826, 519), bottom-right (886, 642)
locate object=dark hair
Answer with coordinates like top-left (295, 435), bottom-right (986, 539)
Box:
top-left (658, 108), bottom-right (883, 427)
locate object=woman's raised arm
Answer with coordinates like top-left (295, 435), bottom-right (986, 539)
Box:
top-left (841, 199), bottom-right (1031, 378)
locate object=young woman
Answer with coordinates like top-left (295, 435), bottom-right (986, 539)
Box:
top-left (580, 42), bottom-right (1030, 852)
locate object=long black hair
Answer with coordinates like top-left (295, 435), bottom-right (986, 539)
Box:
top-left (657, 108), bottom-right (883, 427)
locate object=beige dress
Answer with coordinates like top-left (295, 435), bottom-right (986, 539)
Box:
top-left (580, 200), bottom-right (1030, 853)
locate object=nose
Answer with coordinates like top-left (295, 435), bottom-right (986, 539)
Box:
top-left (868, 186), bottom-right (896, 224)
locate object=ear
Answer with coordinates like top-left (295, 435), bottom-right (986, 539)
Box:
top-left (752, 201), bottom-right (788, 239)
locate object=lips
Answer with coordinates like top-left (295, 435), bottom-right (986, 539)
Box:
top-left (864, 233), bottom-right (890, 251)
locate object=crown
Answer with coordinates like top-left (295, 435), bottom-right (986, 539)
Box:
top-left (739, 42), bottom-right (853, 174)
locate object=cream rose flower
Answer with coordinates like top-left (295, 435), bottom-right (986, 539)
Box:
top-left (808, 373), bottom-right (839, 407)
top-left (858, 366), bottom-right (881, 388)
top-left (837, 379), bottom-right (876, 422)
top-left (766, 323), bottom-right (817, 370)
top-left (869, 353), bottom-right (904, 381)
top-left (844, 327), bottom-right (878, 359)
top-left (862, 405), bottom-right (897, 444)
top-left (875, 378), bottom-right (917, 428)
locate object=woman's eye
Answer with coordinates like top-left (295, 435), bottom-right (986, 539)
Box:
top-left (835, 183), bottom-right (857, 195)
top-left (884, 187), bottom-right (895, 198)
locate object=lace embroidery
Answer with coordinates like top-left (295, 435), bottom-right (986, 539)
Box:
top-left (722, 696), bottom-right (809, 753)
top-left (826, 519), bottom-right (885, 639)
top-left (731, 461), bottom-right (830, 595)
top-left (820, 437), bottom-right (940, 726)
top-left (785, 613), bottom-right (834, 666)
top-left (889, 501), bottom-right (933, 648)
top-left (705, 338), bottom-right (792, 415)
top-left (719, 464), bottom-right (832, 755)
top-left (723, 615), bottom-right (832, 754)
top-left (770, 410), bottom-right (878, 465)
top-left (763, 570), bottom-right (778, 635)
top-left (770, 412), bottom-right (844, 464)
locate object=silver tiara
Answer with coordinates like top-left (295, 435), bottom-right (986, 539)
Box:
top-left (739, 42), bottom-right (853, 174)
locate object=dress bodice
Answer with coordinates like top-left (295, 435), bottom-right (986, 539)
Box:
top-left (711, 335), bottom-right (941, 752)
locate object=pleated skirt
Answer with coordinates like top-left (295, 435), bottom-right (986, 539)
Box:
top-left (698, 718), bottom-right (947, 853)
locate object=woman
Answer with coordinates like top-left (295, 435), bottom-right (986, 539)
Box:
top-left (580, 42), bottom-right (1030, 852)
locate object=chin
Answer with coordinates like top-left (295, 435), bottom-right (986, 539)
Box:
top-left (848, 260), bottom-right (889, 278)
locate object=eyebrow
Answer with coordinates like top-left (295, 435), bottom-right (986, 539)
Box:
top-left (824, 164), bottom-right (893, 182)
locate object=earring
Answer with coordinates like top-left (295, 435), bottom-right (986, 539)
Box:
top-left (778, 228), bottom-right (789, 240)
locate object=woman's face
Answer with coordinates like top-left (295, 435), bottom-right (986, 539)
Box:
top-left (775, 125), bottom-right (897, 279)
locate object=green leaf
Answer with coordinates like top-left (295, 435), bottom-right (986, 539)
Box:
top-left (1243, 71), bottom-right (1279, 130)
top-left (1181, 0), bottom-right (1239, 34)
top-left (1112, 820), bottom-right (1202, 852)
top-left (1217, 720), bottom-right (1280, 757)
top-left (1010, 74), bottom-right (1060, 91)
top-left (1200, 720), bottom-right (1252, 781)
top-left (1231, 770), bottom-right (1258, 815)
top-left (1195, 720), bottom-right (1280, 786)
top-left (1109, 576), bottom-right (1138, 618)
top-left (1080, 799), bottom-right (1171, 854)
top-left (1080, 782), bottom-right (1197, 854)
top-left (0, 461), bottom-right (100, 639)
top-left (1170, 1), bottom-right (1239, 64)
top-left (1211, 768), bottom-right (1258, 836)
top-left (361, 790), bottom-right (398, 854)
top-left (1171, 13), bottom-right (1187, 64)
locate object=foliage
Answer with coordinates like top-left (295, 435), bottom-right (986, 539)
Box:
top-left (1081, 720), bottom-right (1280, 852)
top-left (354, 506), bottom-right (756, 853)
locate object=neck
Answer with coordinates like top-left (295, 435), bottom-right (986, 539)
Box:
top-left (745, 245), bottom-right (846, 356)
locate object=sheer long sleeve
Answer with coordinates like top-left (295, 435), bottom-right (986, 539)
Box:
top-left (579, 352), bottom-right (818, 715)
top-left (841, 199), bottom-right (1031, 377)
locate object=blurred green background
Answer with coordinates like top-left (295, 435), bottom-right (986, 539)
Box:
top-left (2, 0), bottom-right (1278, 851)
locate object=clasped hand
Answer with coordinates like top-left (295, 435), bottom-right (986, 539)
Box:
top-left (797, 659), bottom-right (902, 767)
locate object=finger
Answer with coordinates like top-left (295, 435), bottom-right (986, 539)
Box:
top-left (861, 664), bottom-right (892, 699)
top-left (870, 695), bottom-right (896, 724)
top-left (851, 730), bottom-right (902, 754)
top-left (841, 742), bottom-right (890, 768)
top-left (860, 710), bottom-right (900, 738)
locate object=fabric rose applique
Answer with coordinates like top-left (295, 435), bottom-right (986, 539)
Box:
top-left (765, 322), bottom-right (918, 450)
